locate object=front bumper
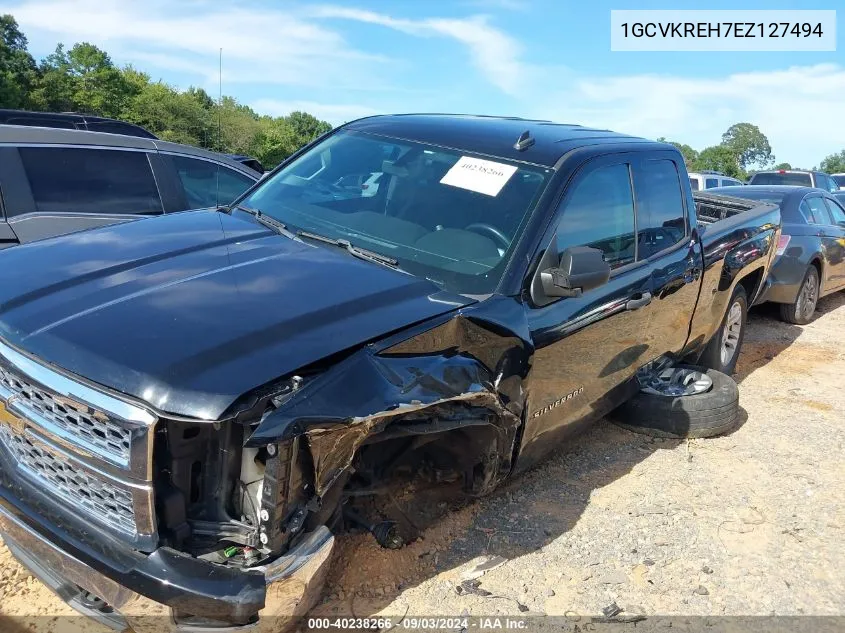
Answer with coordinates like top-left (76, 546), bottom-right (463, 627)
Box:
top-left (0, 494), bottom-right (334, 631)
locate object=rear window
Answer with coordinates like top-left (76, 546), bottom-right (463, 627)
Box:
top-left (750, 172), bottom-right (812, 186)
top-left (714, 189), bottom-right (786, 205)
top-left (18, 147), bottom-right (163, 216)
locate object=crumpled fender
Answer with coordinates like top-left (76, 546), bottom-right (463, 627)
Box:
top-left (246, 297), bottom-right (533, 497)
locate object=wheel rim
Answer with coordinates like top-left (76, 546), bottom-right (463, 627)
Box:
top-left (720, 301), bottom-right (743, 366)
top-left (640, 366), bottom-right (713, 397)
top-left (796, 272), bottom-right (818, 321)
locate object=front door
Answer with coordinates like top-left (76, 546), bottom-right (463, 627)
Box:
top-left (520, 157), bottom-right (656, 469)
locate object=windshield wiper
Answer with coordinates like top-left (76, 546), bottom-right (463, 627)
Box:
top-left (231, 204), bottom-right (297, 239)
top-left (296, 230), bottom-right (400, 269)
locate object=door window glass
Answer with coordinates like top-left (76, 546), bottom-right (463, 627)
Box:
top-left (805, 197), bottom-right (832, 224)
top-left (556, 163), bottom-right (636, 269)
top-left (171, 155), bottom-right (256, 208)
top-left (18, 147), bottom-right (162, 215)
top-left (823, 198), bottom-right (845, 224)
top-left (633, 160), bottom-right (687, 259)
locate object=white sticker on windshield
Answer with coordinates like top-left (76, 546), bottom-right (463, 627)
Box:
top-left (440, 156), bottom-right (518, 197)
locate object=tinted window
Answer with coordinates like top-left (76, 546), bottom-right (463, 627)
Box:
top-left (18, 147), bottom-right (162, 216)
top-left (823, 198), bottom-right (845, 224)
top-left (556, 163), bottom-right (635, 269)
top-left (832, 175), bottom-right (845, 188)
top-left (689, 177), bottom-right (700, 191)
top-left (750, 172), bottom-right (812, 186)
top-left (713, 189), bottom-right (786, 205)
top-left (804, 197), bottom-right (832, 224)
top-left (633, 160), bottom-right (687, 259)
top-left (818, 174), bottom-right (838, 192)
top-left (705, 178), bottom-right (719, 189)
top-left (171, 156), bottom-right (256, 208)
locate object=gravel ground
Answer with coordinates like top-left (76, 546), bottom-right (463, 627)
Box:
top-left (1, 293), bottom-right (844, 631)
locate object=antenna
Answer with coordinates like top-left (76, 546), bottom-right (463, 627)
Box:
top-left (216, 47), bottom-right (222, 208)
top-left (218, 47), bottom-right (223, 153)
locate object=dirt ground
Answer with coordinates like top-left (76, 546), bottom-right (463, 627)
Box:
top-left (1, 294), bottom-right (843, 631)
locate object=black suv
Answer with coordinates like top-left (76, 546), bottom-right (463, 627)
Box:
top-left (0, 108), bottom-right (157, 138)
top-left (0, 125), bottom-right (260, 248)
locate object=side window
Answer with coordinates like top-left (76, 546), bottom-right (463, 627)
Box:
top-left (705, 177), bottom-right (718, 189)
top-left (804, 197), bottom-right (832, 224)
top-left (556, 163), bottom-right (636, 269)
top-left (18, 147), bottom-right (163, 216)
top-left (688, 177), bottom-right (699, 191)
top-left (823, 198), bottom-right (845, 224)
top-left (171, 155), bottom-right (255, 209)
top-left (633, 159), bottom-right (687, 259)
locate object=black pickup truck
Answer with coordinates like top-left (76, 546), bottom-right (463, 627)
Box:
top-left (0, 115), bottom-right (780, 630)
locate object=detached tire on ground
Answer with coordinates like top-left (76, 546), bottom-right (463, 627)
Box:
top-left (612, 366), bottom-right (740, 439)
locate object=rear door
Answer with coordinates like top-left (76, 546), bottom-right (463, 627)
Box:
top-left (521, 156), bottom-right (655, 466)
top-left (803, 195), bottom-right (840, 293)
top-left (631, 155), bottom-right (701, 356)
top-left (821, 196), bottom-right (845, 290)
top-left (4, 145), bottom-right (164, 243)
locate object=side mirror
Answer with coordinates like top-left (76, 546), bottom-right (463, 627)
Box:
top-left (540, 246), bottom-right (611, 298)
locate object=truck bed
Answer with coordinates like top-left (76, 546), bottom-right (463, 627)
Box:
top-left (694, 191), bottom-right (778, 224)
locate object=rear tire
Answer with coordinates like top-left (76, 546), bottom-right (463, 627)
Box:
top-left (612, 367), bottom-right (740, 439)
top-left (698, 285), bottom-right (747, 375)
top-left (779, 266), bottom-right (819, 325)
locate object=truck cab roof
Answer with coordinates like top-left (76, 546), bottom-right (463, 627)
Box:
top-left (345, 114), bottom-right (664, 167)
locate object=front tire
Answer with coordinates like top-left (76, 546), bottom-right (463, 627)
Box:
top-left (699, 285), bottom-right (747, 375)
top-left (779, 266), bottom-right (819, 325)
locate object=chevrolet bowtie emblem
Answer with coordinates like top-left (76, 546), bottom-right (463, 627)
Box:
top-left (0, 397), bottom-right (26, 435)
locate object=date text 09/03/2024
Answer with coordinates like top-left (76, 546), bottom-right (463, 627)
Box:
top-left (308, 618), bottom-right (529, 629)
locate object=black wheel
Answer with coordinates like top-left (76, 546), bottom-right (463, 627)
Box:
top-left (698, 285), bottom-right (747, 375)
top-left (779, 266), bottom-right (819, 325)
top-left (611, 365), bottom-right (740, 439)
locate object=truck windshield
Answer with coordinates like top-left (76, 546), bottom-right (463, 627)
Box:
top-left (240, 131), bottom-right (551, 294)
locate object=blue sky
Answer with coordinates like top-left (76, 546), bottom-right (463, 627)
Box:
top-left (3, 0), bottom-right (844, 167)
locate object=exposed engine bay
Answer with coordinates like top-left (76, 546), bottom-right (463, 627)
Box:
top-left (152, 308), bottom-right (529, 569)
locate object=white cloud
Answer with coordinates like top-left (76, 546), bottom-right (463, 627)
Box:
top-left (250, 99), bottom-right (382, 125)
top-left (7, 0), bottom-right (390, 90)
top-left (308, 6), bottom-right (528, 95)
top-left (532, 64), bottom-right (845, 168)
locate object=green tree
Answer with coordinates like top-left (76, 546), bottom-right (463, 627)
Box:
top-left (819, 150), bottom-right (845, 174)
top-left (721, 122), bottom-right (773, 171)
top-left (285, 110), bottom-right (332, 145)
top-left (254, 119), bottom-right (301, 167)
top-left (692, 145), bottom-right (744, 179)
top-left (773, 162), bottom-right (793, 170)
top-left (125, 81), bottom-right (213, 146)
top-left (0, 14), bottom-right (38, 108)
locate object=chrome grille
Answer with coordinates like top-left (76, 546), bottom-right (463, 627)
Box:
top-left (0, 364), bottom-right (132, 463)
top-left (0, 425), bottom-right (136, 535)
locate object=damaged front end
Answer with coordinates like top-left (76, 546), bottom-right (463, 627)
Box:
top-left (0, 305), bottom-right (532, 630)
top-left (232, 304), bottom-right (532, 559)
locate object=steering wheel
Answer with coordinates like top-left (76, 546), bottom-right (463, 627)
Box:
top-left (465, 223), bottom-right (511, 250)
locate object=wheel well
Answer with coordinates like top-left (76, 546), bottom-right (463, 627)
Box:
top-left (809, 257), bottom-right (822, 277)
top-left (736, 268), bottom-right (764, 302)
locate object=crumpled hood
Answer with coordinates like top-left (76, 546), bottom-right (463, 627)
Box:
top-left (0, 210), bottom-right (472, 419)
